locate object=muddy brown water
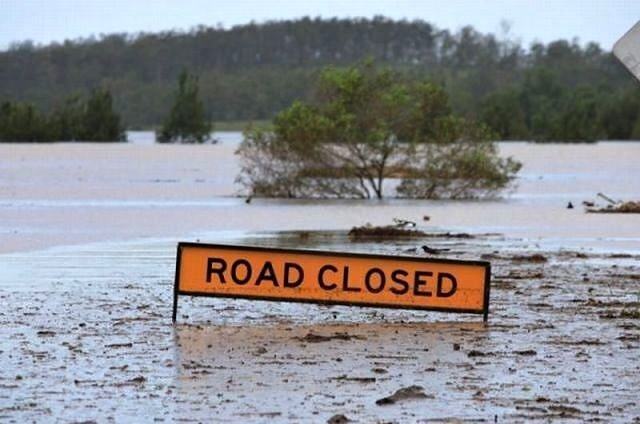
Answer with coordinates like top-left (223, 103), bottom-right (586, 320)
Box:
top-left (0, 137), bottom-right (639, 422)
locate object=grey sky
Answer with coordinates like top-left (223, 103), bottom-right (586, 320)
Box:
top-left (1, 0), bottom-right (638, 51)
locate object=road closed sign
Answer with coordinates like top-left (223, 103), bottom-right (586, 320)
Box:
top-left (172, 242), bottom-right (491, 322)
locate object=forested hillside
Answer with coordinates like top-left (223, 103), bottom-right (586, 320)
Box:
top-left (1, 17), bottom-right (639, 139)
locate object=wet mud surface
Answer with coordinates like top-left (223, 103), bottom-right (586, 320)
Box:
top-left (1, 232), bottom-right (639, 422)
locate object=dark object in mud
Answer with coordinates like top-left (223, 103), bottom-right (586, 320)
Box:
top-left (421, 245), bottom-right (451, 255)
top-left (587, 201), bottom-right (640, 214)
top-left (567, 202), bottom-right (574, 209)
top-left (511, 254), bottom-right (548, 263)
top-left (348, 225), bottom-right (426, 238)
top-left (295, 332), bottom-right (365, 343)
top-left (327, 414), bottom-right (351, 424)
top-left (467, 350), bottom-right (489, 358)
top-left (375, 385), bottom-right (432, 405)
top-left (514, 349), bottom-right (537, 356)
top-left (608, 253), bottom-right (632, 258)
top-left (600, 309), bottom-right (640, 319)
top-left (331, 375), bottom-right (376, 383)
top-left (423, 215), bottom-right (431, 221)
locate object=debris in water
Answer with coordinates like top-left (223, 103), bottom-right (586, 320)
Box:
top-left (393, 217), bottom-right (416, 228)
top-left (597, 192), bottom-right (618, 205)
top-left (587, 201), bottom-right (640, 214)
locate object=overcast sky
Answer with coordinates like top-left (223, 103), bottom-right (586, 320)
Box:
top-left (1, 0), bottom-right (638, 51)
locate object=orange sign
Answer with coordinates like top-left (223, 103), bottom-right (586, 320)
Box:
top-left (172, 242), bottom-right (491, 322)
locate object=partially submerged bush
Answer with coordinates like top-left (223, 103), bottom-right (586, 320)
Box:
top-left (396, 117), bottom-right (522, 199)
top-left (236, 62), bottom-right (520, 199)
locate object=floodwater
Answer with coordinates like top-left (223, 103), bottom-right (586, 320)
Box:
top-left (1, 133), bottom-right (639, 254)
top-left (0, 134), bottom-right (639, 422)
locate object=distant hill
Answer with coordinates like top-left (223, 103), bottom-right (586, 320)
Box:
top-left (0, 17), bottom-right (638, 139)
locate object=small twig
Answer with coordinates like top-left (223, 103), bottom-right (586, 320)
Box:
top-left (597, 192), bottom-right (618, 205)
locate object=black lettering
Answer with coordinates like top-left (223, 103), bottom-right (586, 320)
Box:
top-left (390, 270), bottom-right (409, 295)
top-left (364, 268), bottom-right (386, 293)
top-left (255, 261), bottom-right (279, 287)
top-left (342, 266), bottom-right (361, 292)
top-left (413, 271), bottom-right (433, 297)
top-left (318, 265), bottom-right (338, 290)
top-left (230, 259), bottom-right (252, 285)
top-left (206, 258), bottom-right (227, 283)
top-left (283, 262), bottom-right (304, 288)
top-left (437, 272), bottom-right (457, 297)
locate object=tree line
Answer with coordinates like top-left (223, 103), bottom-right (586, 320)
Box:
top-left (0, 89), bottom-right (124, 142)
top-left (0, 71), bottom-right (211, 143)
top-left (1, 17), bottom-right (639, 141)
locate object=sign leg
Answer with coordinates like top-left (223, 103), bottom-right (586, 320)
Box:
top-left (172, 291), bottom-right (178, 323)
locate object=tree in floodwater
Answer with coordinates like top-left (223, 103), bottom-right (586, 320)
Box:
top-left (80, 88), bottom-right (126, 141)
top-left (157, 70), bottom-right (211, 143)
top-left (236, 62), bottom-right (521, 199)
top-left (49, 95), bottom-right (84, 141)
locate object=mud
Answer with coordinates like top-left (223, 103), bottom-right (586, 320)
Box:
top-left (0, 232), bottom-right (638, 422)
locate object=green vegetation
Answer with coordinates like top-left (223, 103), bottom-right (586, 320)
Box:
top-left (81, 89), bottom-right (126, 141)
top-left (236, 63), bottom-right (521, 199)
top-left (157, 71), bottom-right (211, 143)
top-left (1, 18), bottom-right (639, 141)
top-left (213, 119), bottom-right (272, 132)
top-left (0, 88), bottom-right (125, 142)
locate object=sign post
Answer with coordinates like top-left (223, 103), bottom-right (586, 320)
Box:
top-left (172, 242), bottom-right (491, 322)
